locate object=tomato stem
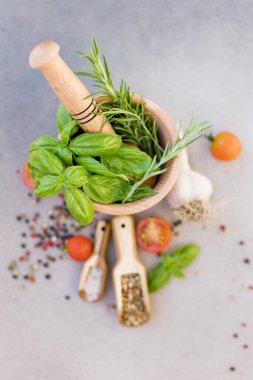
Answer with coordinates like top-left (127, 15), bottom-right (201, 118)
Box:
top-left (205, 133), bottom-right (215, 142)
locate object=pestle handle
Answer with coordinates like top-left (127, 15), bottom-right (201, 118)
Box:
top-left (29, 41), bottom-right (114, 134)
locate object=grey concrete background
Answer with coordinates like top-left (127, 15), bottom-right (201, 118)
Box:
top-left (1, 0), bottom-right (253, 379)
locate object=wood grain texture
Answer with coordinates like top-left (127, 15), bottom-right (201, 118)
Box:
top-left (29, 41), bottom-right (114, 134)
top-left (112, 216), bottom-right (150, 326)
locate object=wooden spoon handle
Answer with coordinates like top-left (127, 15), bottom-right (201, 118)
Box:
top-left (112, 216), bottom-right (138, 261)
top-left (93, 220), bottom-right (111, 258)
top-left (29, 40), bottom-right (114, 134)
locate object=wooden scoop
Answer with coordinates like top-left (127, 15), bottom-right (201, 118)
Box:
top-left (29, 41), bottom-right (114, 134)
top-left (112, 216), bottom-right (150, 327)
top-left (79, 220), bottom-right (110, 302)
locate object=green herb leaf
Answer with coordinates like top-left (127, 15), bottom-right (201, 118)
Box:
top-left (34, 175), bottom-right (63, 197)
top-left (126, 184), bottom-right (156, 202)
top-left (101, 145), bottom-right (152, 179)
top-left (83, 175), bottom-right (130, 204)
top-left (148, 244), bottom-right (200, 292)
top-left (60, 120), bottom-right (79, 146)
top-left (28, 149), bottom-right (64, 175)
top-left (29, 166), bottom-right (47, 181)
top-left (64, 188), bottom-right (94, 226)
top-left (29, 135), bottom-right (73, 165)
top-left (55, 145), bottom-right (73, 165)
top-left (75, 156), bottom-right (128, 180)
top-left (63, 166), bottom-right (88, 188)
top-left (147, 262), bottom-right (172, 293)
top-left (77, 39), bottom-right (163, 158)
top-left (56, 103), bottom-right (71, 134)
top-left (69, 133), bottom-right (122, 156)
top-left (30, 135), bottom-right (60, 152)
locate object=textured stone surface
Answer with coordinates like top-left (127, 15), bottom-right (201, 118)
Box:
top-left (0, 1), bottom-right (253, 379)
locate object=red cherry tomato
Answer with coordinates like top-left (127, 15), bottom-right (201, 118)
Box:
top-left (210, 131), bottom-right (241, 161)
top-left (67, 236), bottom-right (93, 261)
top-left (136, 217), bottom-right (172, 253)
top-left (22, 162), bottom-right (35, 189)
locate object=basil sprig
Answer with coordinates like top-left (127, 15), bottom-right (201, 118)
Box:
top-left (28, 103), bottom-right (156, 226)
top-left (28, 149), bottom-right (92, 226)
top-left (148, 244), bottom-right (200, 292)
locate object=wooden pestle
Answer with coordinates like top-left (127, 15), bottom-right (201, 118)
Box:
top-left (29, 40), bottom-right (114, 134)
top-left (29, 41), bottom-right (157, 189)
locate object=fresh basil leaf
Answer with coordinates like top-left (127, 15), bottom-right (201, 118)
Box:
top-left (29, 166), bottom-right (47, 181)
top-left (29, 135), bottom-right (72, 165)
top-left (61, 120), bottom-right (79, 146)
top-left (30, 135), bottom-right (60, 152)
top-left (163, 244), bottom-right (200, 270)
top-left (148, 244), bottom-right (200, 292)
top-left (34, 175), bottom-right (63, 197)
top-left (148, 263), bottom-right (171, 293)
top-left (101, 145), bottom-right (152, 179)
top-left (56, 103), bottom-right (71, 134)
top-left (75, 156), bottom-right (127, 180)
top-left (63, 166), bottom-right (88, 188)
top-left (28, 149), bottom-right (64, 175)
top-left (83, 175), bottom-right (130, 204)
top-left (127, 184), bottom-right (156, 202)
top-left (55, 145), bottom-right (73, 165)
top-left (64, 188), bottom-right (94, 226)
top-left (69, 133), bottom-right (122, 156)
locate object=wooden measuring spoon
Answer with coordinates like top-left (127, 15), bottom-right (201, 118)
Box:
top-left (79, 220), bottom-right (110, 302)
top-left (29, 41), bottom-right (114, 134)
top-left (112, 216), bottom-right (150, 327)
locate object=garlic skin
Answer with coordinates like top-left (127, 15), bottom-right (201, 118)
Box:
top-left (167, 148), bottom-right (213, 208)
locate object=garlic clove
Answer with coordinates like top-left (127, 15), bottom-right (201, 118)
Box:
top-left (167, 148), bottom-right (213, 208)
top-left (188, 170), bottom-right (213, 202)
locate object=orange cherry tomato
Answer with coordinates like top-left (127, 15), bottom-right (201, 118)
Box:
top-left (22, 162), bottom-right (35, 189)
top-left (136, 217), bottom-right (172, 253)
top-left (67, 235), bottom-right (93, 261)
top-left (210, 131), bottom-right (241, 161)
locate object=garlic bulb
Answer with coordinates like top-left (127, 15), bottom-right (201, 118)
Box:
top-left (167, 148), bottom-right (213, 208)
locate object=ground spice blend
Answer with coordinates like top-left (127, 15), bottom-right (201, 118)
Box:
top-left (112, 216), bottom-right (150, 327)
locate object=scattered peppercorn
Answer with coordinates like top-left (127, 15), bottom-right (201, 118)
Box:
top-left (172, 219), bottom-right (182, 227)
top-left (229, 367), bottom-right (236, 372)
top-left (220, 224), bottom-right (227, 232)
top-left (45, 274), bottom-right (51, 280)
top-left (244, 258), bottom-right (250, 264)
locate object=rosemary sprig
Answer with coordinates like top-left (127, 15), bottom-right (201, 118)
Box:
top-left (122, 119), bottom-right (212, 202)
top-left (76, 38), bottom-right (163, 159)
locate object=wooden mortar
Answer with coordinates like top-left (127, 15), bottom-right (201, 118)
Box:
top-left (29, 41), bottom-right (180, 216)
